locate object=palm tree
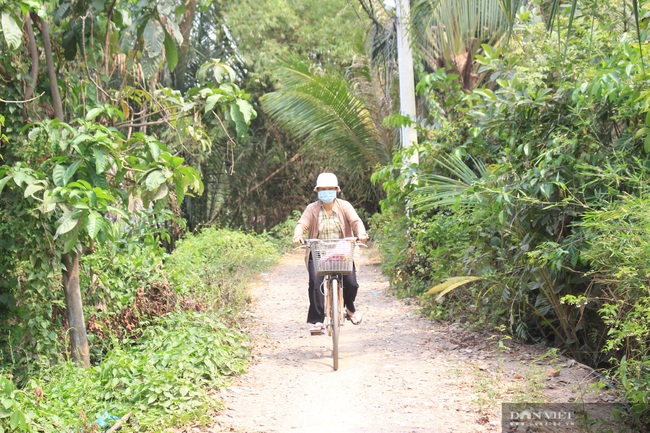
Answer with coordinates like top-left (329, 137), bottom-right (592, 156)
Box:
top-left (260, 1), bottom-right (524, 180)
top-left (260, 58), bottom-right (392, 202)
top-left (258, 1), bottom-right (526, 208)
top-left (408, 0), bottom-right (522, 90)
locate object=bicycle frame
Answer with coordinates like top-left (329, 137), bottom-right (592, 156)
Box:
top-left (322, 272), bottom-right (344, 370)
top-left (300, 237), bottom-right (362, 371)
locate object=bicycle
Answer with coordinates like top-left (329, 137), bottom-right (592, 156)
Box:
top-left (301, 237), bottom-right (365, 371)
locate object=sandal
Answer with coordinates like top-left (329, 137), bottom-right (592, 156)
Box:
top-left (309, 322), bottom-right (324, 335)
top-left (346, 309), bottom-right (362, 325)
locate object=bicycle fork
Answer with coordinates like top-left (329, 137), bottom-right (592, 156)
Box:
top-left (323, 276), bottom-right (344, 336)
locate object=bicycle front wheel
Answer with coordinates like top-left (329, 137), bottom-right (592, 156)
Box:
top-left (330, 278), bottom-right (340, 371)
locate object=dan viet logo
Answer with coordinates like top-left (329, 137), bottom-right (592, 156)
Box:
top-left (502, 403), bottom-right (630, 432)
top-left (507, 407), bottom-right (575, 427)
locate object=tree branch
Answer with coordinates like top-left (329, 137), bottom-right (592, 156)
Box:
top-left (81, 12), bottom-right (112, 104)
top-left (106, 412), bottom-right (132, 433)
top-left (247, 152), bottom-right (302, 195)
top-left (0, 92), bottom-right (45, 104)
top-left (355, 0), bottom-right (384, 30)
top-left (114, 111), bottom-right (190, 129)
top-left (214, 114), bottom-right (237, 174)
top-left (24, 14), bottom-right (39, 101)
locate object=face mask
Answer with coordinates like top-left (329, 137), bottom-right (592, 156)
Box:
top-left (318, 190), bottom-right (337, 204)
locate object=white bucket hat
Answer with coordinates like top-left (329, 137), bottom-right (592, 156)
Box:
top-left (314, 172), bottom-right (340, 191)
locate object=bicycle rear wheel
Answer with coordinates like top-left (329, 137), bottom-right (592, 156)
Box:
top-left (331, 278), bottom-right (340, 370)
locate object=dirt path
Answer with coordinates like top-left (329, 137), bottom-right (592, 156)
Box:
top-left (188, 247), bottom-right (614, 433)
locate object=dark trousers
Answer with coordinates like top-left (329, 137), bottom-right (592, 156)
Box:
top-left (307, 253), bottom-right (359, 324)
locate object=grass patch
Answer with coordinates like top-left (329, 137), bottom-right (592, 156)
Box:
top-left (165, 227), bottom-right (279, 309)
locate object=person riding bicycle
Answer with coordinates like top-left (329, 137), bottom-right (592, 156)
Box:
top-left (292, 172), bottom-right (369, 335)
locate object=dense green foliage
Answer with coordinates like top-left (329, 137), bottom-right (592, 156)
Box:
top-left (223, 0), bottom-right (364, 79)
top-left (0, 0), bottom-right (369, 430)
top-left (0, 312), bottom-right (249, 432)
top-left (179, 0), bottom-right (380, 232)
top-left (372, 2), bottom-right (650, 422)
top-left (0, 0), bottom-right (257, 366)
top-left (578, 197), bottom-right (650, 416)
top-left (0, 227), bottom-right (278, 432)
top-left (0, 212), bottom-right (170, 382)
top-left (260, 58), bottom-right (390, 206)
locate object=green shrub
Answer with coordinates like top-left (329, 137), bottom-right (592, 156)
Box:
top-left (165, 227), bottom-right (279, 309)
top-left (374, 3), bottom-right (650, 367)
top-left (0, 373), bottom-right (30, 432)
top-left (1, 225), bottom-right (278, 432)
top-left (578, 195), bottom-right (650, 422)
top-left (1, 208), bottom-right (171, 381)
top-left (264, 211), bottom-right (301, 252)
top-left (0, 194), bottom-right (66, 384)
top-left (1, 311), bottom-right (249, 432)
top-left (81, 227), bottom-right (167, 313)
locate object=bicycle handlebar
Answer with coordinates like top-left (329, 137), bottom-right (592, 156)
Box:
top-left (295, 237), bottom-right (368, 250)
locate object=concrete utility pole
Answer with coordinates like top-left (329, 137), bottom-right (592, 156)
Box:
top-left (395, 0), bottom-right (419, 165)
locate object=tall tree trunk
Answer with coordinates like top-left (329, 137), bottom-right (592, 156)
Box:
top-left (33, 13), bottom-right (63, 120)
top-left (62, 252), bottom-right (90, 367)
top-left (22, 14), bottom-right (39, 121)
top-left (103, 0), bottom-right (118, 79)
top-left (461, 48), bottom-right (474, 91)
top-left (173, 0), bottom-right (197, 92)
top-left (32, 14), bottom-right (86, 366)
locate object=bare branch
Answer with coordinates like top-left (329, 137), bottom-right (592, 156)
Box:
top-left (114, 110), bottom-right (190, 128)
top-left (355, 0), bottom-right (384, 30)
top-left (81, 12), bottom-right (113, 103)
top-left (103, 0), bottom-right (118, 77)
top-left (247, 152), bottom-right (302, 195)
top-left (118, 119), bottom-right (179, 128)
top-left (213, 113), bottom-right (238, 174)
top-left (106, 412), bottom-right (132, 433)
top-left (0, 92), bottom-right (45, 104)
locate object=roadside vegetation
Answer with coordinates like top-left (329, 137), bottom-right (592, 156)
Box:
top-left (371, 3), bottom-right (650, 427)
top-left (0, 226), bottom-right (281, 432)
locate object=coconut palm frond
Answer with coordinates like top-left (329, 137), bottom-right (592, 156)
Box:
top-left (411, 0), bottom-right (524, 76)
top-left (260, 59), bottom-right (390, 169)
top-left (425, 276), bottom-right (484, 300)
top-left (438, 152), bottom-right (489, 183)
top-left (411, 153), bottom-right (490, 210)
top-left (412, 175), bottom-right (476, 208)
